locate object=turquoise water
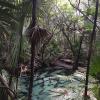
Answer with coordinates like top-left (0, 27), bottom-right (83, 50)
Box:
top-left (18, 68), bottom-right (96, 100)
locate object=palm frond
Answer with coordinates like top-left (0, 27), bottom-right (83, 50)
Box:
top-left (27, 26), bottom-right (52, 49)
top-left (0, 1), bottom-right (16, 9)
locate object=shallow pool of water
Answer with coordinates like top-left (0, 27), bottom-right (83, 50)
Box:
top-left (18, 68), bottom-right (96, 100)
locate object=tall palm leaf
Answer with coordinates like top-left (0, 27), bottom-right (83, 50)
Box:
top-left (0, 0), bottom-right (32, 99)
top-left (27, 0), bottom-right (37, 99)
top-left (7, 0), bottom-right (32, 94)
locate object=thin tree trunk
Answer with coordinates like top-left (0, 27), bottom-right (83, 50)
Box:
top-left (28, 47), bottom-right (35, 100)
top-left (61, 28), bottom-right (75, 57)
top-left (41, 34), bottom-right (53, 62)
top-left (73, 33), bottom-right (84, 70)
top-left (28, 0), bottom-right (37, 100)
top-left (84, 0), bottom-right (99, 99)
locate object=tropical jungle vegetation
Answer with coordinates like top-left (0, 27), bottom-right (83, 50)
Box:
top-left (0, 0), bottom-right (100, 100)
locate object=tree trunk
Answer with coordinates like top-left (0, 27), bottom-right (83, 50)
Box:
top-left (84, 0), bottom-right (99, 99)
top-left (73, 34), bottom-right (84, 70)
top-left (61, 28), bottom-right (75, 57)
top-left (28, 47), bottom-right (35, 100)
top-left (28, 0), bottom-right (37, 100)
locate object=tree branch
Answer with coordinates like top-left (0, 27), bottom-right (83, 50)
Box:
top-left (68, 0), bottom-right (100, 31)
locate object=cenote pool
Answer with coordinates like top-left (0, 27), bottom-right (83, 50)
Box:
top-left (18, 67), bottom-right (96, 100)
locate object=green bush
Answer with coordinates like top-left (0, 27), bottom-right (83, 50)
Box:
top-left (90, 55), bottom-right (100, 76)
top-left (92, 85), bottom-right (100, 100)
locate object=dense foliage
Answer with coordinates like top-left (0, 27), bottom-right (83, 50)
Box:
top-left (0, 0), bottom-right (100, 100)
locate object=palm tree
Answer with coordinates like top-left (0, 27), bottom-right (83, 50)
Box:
top-left (27, 0), bottom-right (37, 99)
top-left (27, 1), bottom-right (52, 100)
top-left (0, 0), bottom-right (32, 99)
top-left (0, 1), bottom-right (17, 100)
